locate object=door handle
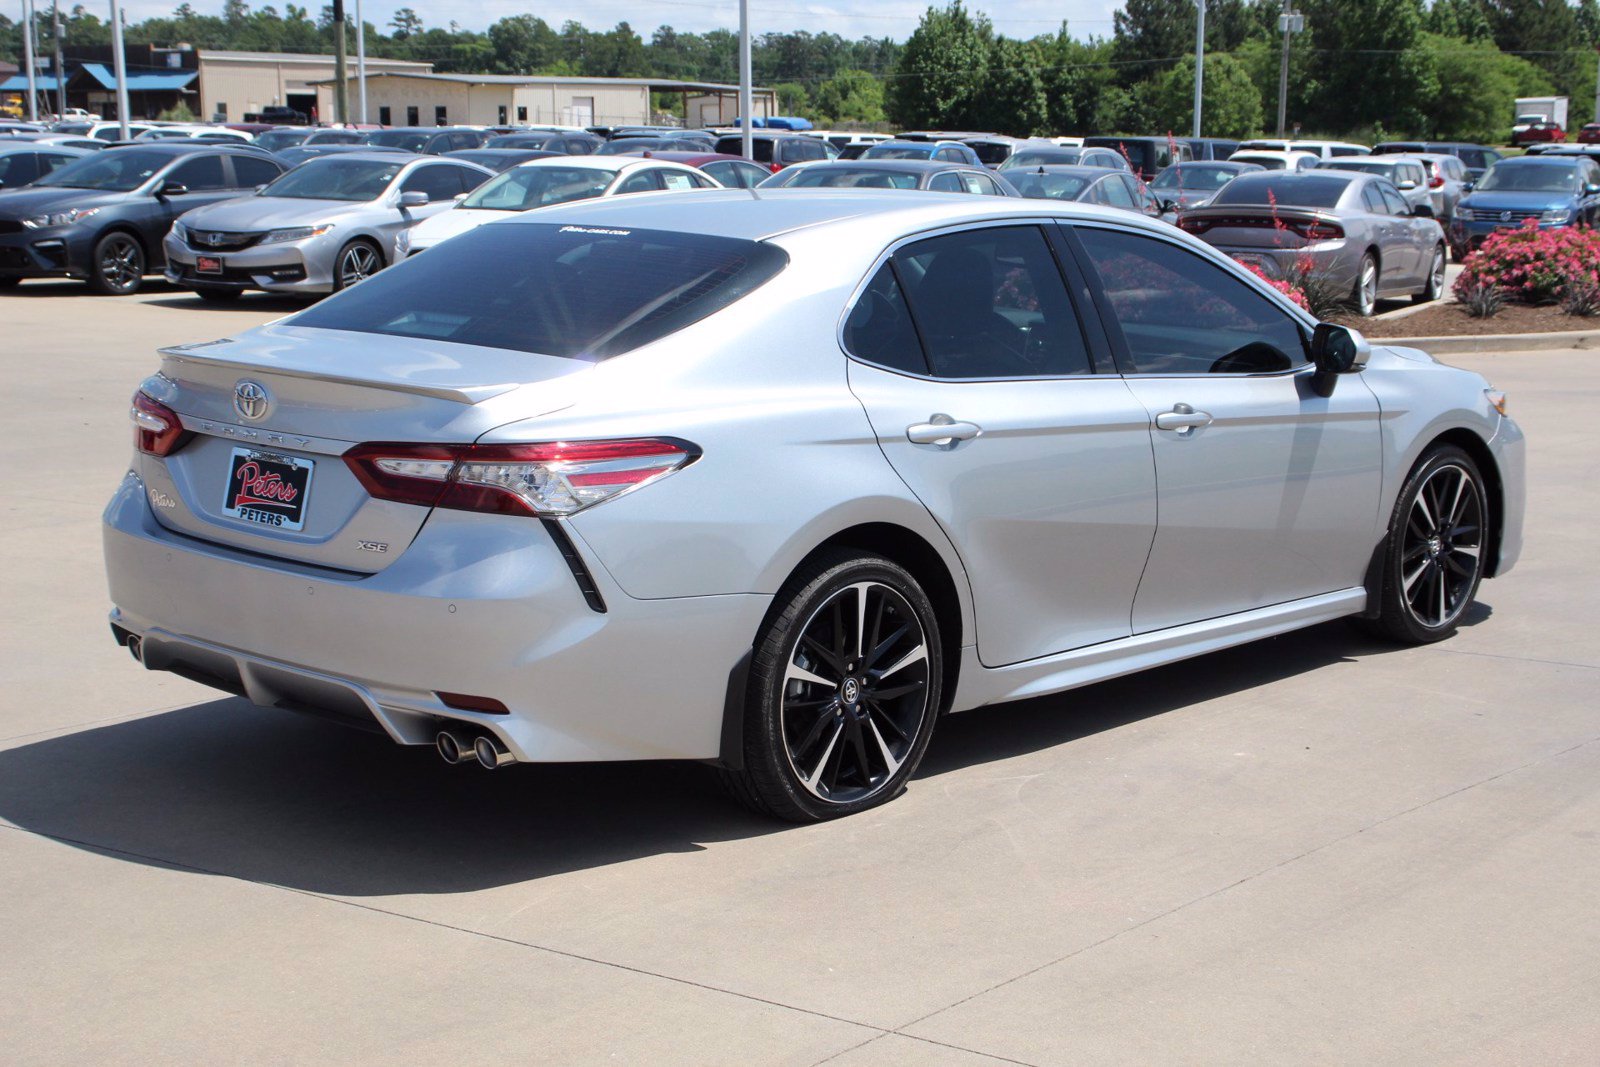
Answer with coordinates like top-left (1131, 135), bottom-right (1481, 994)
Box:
top-left (906, 413), bottom-right (982, 448)
top-left (1154, 403), bottom-right (1213, 435)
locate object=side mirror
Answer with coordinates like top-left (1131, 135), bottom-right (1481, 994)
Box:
top-left (1413, 203), bottom-right (1435, 218)
top-left (452, 192), bottom-right (468, 201)
top-left (1310, 322), bottom-right (1370, 397)
top-left (1398, 179), bottom-right (1417, 190)
top-left (1160, 198), bottom-right (1177, 213)
top-left (400, 190), bottom-right (428, 207)
top-left (157, 181), bottom-right (188, 197)
top-left (1586, 183), bottom-right (1600, 195)
top-left (1462, 181), bottom-right (1475, 192)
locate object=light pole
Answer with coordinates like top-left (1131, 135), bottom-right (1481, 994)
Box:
top-left (738, 0), bottom-right (752, 159)
top-left (109, 0), bottom-right (129, 137)
top-left (51, 0), bottom-right (65, 120)
top-left (1192, 0), bottom-right (1205, 138)
top-left (355, 0), bottom-right (367, 124)
top-left (22, 0), bottom-right (38, 121)
top-left (1276, 3), bottom-right (1304, 137)
top-left (331, 0), bottom-right (347, 124)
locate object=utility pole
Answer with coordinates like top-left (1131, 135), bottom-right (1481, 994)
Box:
top-left (1276, 2), bottom-right (1303, 137)
top-left (1192, 0), bottom-right (1205, 138)
top-left (51, 0), bottom-right (66, 120)
top-left (22, 0), bottom-right (38, 121)
top-left (109, 0), bottom-right (129, 137)
top-left (738, 0), bottom-right (752, 159)
top-left (332, 0), bottom-right (348, 124)
top-left (355, 0), bottom-right (367, 124)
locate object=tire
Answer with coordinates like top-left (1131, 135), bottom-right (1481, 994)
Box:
top-left (1412, 244), bottom-right (1446, 304)
top-left (332, 239), bottom-right (383, 291)
top-left (1364, 445), bottom-right (1489, 644)
top-left (194, 287), bottom-right (242, 303)
top-left (88, 231), bottom-right (145, 295)
top-left (1351, 252), bottom-right (1378, 317)
top-left (721, 549), bottom-right (943, 822)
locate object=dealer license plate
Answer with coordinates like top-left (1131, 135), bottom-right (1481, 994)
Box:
top-left (222, 447), bottom-right (313, 531)
top-left (195, 255), bottom-right (223, 275)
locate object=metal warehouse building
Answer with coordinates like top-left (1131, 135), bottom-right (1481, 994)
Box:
top-left (198, 50), bottom-right (434, 123)
top-left (311, 71), bottom-right (777, 129)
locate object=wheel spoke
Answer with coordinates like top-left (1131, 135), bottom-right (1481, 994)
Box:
top-left (863, 622), bottom-right (910, 671)
top-left (791, 702), bottom-right (839, 756)
top-left (866, 716), bottom-right (904, 776)
top-left (875, 643), bottom-right (927, 680)
top-left (866, 699), bottom-right (910, 743)
top-left (1411, 491), bottom-right (1434, 531)
top-left (802, 721), bottom-right (845, 791)
top-left (846, 717), bottom-right (873, 785)
top-left (1403, 560), bottom-right (1430, 596)
top-left (852, 582), bottom-right (871, 661)
top-left (786, 662), bottom-right (836, 689)
top-left (800, 634), bottom-right (846, 677)
top-left (866, 679), bottom-right (924, 702)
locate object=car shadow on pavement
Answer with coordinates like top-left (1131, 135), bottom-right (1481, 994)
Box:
top-left (0, 611), bottom-right (1488, 896)
top-left (142, 293), bottom-right (315, 313)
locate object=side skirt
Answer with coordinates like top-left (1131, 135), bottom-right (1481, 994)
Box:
top-left (950, 587), bottom-right (1367, 712)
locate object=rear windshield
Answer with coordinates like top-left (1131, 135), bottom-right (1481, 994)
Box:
top-left (255, 129), bottom-right (312, 152)
top-left (460, 165), bottom-right (612, 209)
top-left (1085, 139), bottom-right (1156, 170)
top-left (1003, 148), bottom-right (1081, 169)
top-left (862, 144), bottom-right (933, 160)
top-left (1009, 171), bottom-right (1093, 200)
top-left (1151, 165), bottom-right (1241, 190)
top-left (968, 142), bottom-right (1011, 165)
top-left (366, 130), bottom-right (433, 152)
top-left (1212, 174), bottom-right (1351, 208)
top-left (291, 223), bottom-right (789, 360)
top-left (785, 166), bottom-right (920, 189)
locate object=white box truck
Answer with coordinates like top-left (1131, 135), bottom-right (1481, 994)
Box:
top-left (1513, 96), bottom-right (1569, 133)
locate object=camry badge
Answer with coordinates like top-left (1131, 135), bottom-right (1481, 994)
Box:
top-left (234, 380), bottom-right (271, 421)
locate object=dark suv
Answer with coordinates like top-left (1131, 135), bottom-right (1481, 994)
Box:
top-left (0, 143), bottom-right (285, 294)
top-left (713, 133), bottom-right (831, 172)
top-left (364, 127), bottom-right (490, 155)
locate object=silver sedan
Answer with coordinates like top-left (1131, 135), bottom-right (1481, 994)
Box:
top-left (105, 193), bottom-right (1523, 820)
top-left (162, 152), bottom-right (493, 300)
top-left (1178, 171), bottom-right (1449, 316)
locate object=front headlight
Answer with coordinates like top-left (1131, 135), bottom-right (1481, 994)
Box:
top-left (1540, 207), bottom-right (1571, 222)
top-left (260, 224), bottom-right (333, 244)
top-left (170, 220), bottom-right (188, 243)
top-left (20, 206), bottom-right (101, 229)
top-left (1454, 207), bottom-right (1474, 221)
top-left (395, 228), bottom-right (412, 253)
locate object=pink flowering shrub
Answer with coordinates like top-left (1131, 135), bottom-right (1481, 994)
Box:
top-left (1236, 260), bottom-right (1311, 311)
top-left (1453, 219), bottom-right (1600, 307)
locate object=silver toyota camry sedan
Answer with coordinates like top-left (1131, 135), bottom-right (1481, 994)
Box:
top-left (163, 152), bottom-right (493, 300)
top-left (105, 192), bottom-right (1525, 821)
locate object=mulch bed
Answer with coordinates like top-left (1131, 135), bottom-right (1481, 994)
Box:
top-left (1355, 302), bottom-right (1598, 338)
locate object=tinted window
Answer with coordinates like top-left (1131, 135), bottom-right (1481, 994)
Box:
top-left (232, 155), bottom-right (283, 188)
top-left (1212, 175), bottom-right (1351, 208)
top-left (1011, 171), bottom-right (1092, 200)
top-left (928, 172), bottom-right (964, 193)
top-left (969, 142), bottom-right (1011, 165)
top-left (701, 160), bottom-right (749, 188)
top-left (450, 165), bottom-right (490, 193)
top-left (614, 169), bottom-right (661, 194)
top-left (0, 153), bottom-right (39, 185)
top-left (894, 226), bottom-right (1092, 378)
top-left (1330, 146), bottom-right (1364, 157)
top-left (36, 148), bottom-right (171, 190)
top-left (787, 167), bottom-right (920, 189)
top-left (167, 154), bottom-right (227, 190)
top-left (401, 165), bottom-right (465, 202)
top-left (782, 139), bottom-right (827, 162)
top-left (292, 224), bottom-right (787, 360)
top-left (842, 263), bottom-right (927, 375)
top-left (40, 153), bottom-right (78, 175)
top-left (1360, 183), bottom-right (1390, 214)
top-left (367, 130), bottom-right (432, 152)
top-left (1004, 148), bottom-right (1083, 169)
top-left (1379, 184), bottom-right (1411, 215)
top-left (1077, 227), bottom-right (1306, 375)
top-left (963, 172), bottom-right (1001, 195)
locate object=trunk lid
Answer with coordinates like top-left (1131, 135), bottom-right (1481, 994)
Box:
top-left (139, 325), bottom-right (586, 571)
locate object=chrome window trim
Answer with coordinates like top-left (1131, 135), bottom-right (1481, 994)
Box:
top-left (834, 216), bottom-right (1107, 384)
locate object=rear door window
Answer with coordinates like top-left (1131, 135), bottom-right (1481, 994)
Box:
top-left (841, 263), bottom-right (928, 375)
top-left (615, 169), bottom-right (662, 194)
top-left (291, 223), bottom-right (788, 360)
top-left (231, 154), bottom-right (284, 188)
top-left (892, 226), bottom-right (1094, 379)
top-left (401, 165), bottom-right (465, 202)
top-left (166, 154), bottom-right (228, 190)
top-left (928, 172), bottom-right (965, 193)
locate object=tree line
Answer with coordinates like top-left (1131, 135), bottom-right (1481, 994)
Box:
top-left (2, 0), bottom-right (1597, 139)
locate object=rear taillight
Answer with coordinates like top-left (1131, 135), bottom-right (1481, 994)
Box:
top-left (1177, 216), bottom-right (1211, 234)
top-left (769, 162), bottom-right (782, 173)
top-left (1429, 175), bottom-right (1445, 189)
top-left (1297, 220), bottom-right (1345, 241)
top-left (130, 391), bottom-right (191, 457)
top-left (344, 438), bottom-right (698, 517)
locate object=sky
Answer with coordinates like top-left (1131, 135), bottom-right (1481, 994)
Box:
top-left (113, 0), bottom-right (1128, 43)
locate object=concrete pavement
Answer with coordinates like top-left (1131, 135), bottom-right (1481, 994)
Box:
top-left (2, 281), bottom-right (1596, 1064)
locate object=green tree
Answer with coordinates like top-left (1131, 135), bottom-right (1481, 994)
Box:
top-left (1296, 0), bottom-right (1437, 134)
top-left (885, 2), bottom-right (993, 130)
top-left (1481, 0), bottom-right (1583, 88)
top-left (1143, 53), bottom-right (1262, 137)
top-left (813, 69), bottom-right (886, 125)
top-left (487, 15), bottom-right (557, 74)
top-left (973, 35), bottom-right (1048, 136)
top-left (771, 81), bottom-right (810, 114)
top-left (1112, 0), bottom-right (1257, 85)
top-left (388, 7), bottom-right (421, 39)
top-left (1419, 31), bottom-right (1552, 141)
top-left (1035, 30), bottom-right (1115, 136)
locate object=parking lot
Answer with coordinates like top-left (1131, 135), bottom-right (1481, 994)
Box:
top-left (2, 281), bottom-right (1597, 1064)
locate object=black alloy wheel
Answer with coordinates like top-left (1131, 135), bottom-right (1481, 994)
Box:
top-left (724, 550), bottom-right (942, 821)
top-left (1367, 445), bottom-right (1489, 643)
top-left (89, 232), bottom-right (145, 295)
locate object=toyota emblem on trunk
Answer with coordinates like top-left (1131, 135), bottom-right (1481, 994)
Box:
top-left (234, 380), bottom-right (271, 421)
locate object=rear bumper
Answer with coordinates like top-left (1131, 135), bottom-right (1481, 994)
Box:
top-left (1219, 244), bottom-right (1356, 290)
top-left (103, 471), bottom-right (769, 762)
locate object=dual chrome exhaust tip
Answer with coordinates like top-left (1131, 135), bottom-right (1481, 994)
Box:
top-left (435, 729), bottom-right (515, 770)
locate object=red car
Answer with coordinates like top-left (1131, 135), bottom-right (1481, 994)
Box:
top-left (1578, 123), bottom-right (1600, 145)
top-left (1512, 121), bottom-right (1566, 147)
top-left (628, 150), bottom-right (774, 189)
